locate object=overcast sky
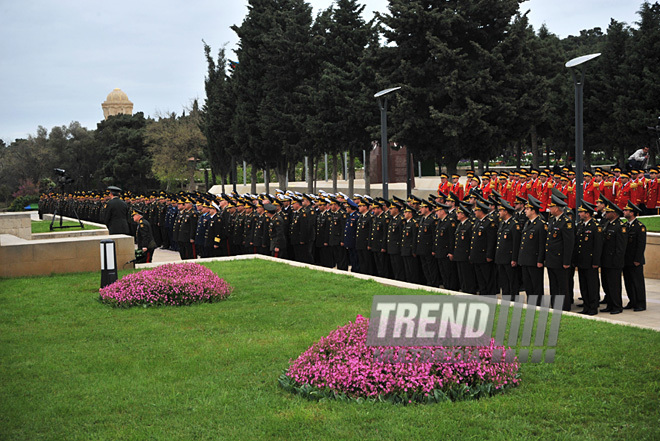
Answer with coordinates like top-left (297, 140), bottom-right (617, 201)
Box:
top-left (0, 0), bottom-right (642, 144)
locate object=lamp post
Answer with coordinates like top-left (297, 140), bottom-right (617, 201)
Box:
top-left (565, 53), bottom-right (601, 209)
top-left (374, 87), bottom-right (401, 199)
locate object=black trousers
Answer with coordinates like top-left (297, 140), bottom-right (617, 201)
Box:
top-left (473, 261), bottom-right (496, 295)
top-left (437, 258), bottom-right (459, 291)
top-left (578, 267), bottom-right (600, 313)
top-left (601, 267), bottom-right (623, 311)
top-left (333, 245), bottom-right (348, 270)
top-left (403, 255), bottom-right (421, 284)
top-left (521, 265), bottom-right (544, 305)
top-left (547, 266), bottom-right (571, 311)
top-left (347, 248), bottom-right (359, 272)
top-left (623, 265), bottom-right (646, 309)
top-left (178, 241), bottom-right (193, 260)
top-left (498, 263), bottom-right (519, 301)
top-left (389, 253), bottom-right (405, 281)
top-left (456, 261), bottom-right (477, 294)
top-left (420, 254), bottom-right (439, 287)
top-left (373, 251), bottom-right (390, 278)
top-left (357, 249), bottom-right (374, 275)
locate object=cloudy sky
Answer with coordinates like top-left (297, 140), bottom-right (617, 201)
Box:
top-left (0, 0), bottom-right (642, 144)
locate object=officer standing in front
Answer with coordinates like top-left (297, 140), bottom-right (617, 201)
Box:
top-left (545, 195), bottom-right (575, 311)
top-left (495, 199), bottom-right (521, 301)
top-left (516, 196), bottom-right (547, 305)
top-left (622, 201), bottom-right (647, 311)
top-left (574, 200), bottom-right (602, 315)
top-left (600, 201), bottom-right (628, 314)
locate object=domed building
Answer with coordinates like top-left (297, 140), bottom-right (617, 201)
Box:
top-left (101, 88), bottom-right (134, 119)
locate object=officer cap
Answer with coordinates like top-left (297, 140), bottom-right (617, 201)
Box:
top-left (526, 195), bottom-right (542, 212)
top-left (650, 168), bottom-right (659, 174)
top-left (402, 202), bottom-right (415, 213)
top-left (447, 192), bottom-right (461, 203)
top-left (498, 199), bottom-right (515, 214)
top-left (419, 199), bottom-right (435, 209)
top-left (451, 174), bottom-right (461, 179)
top-left (440, 173), bottom-right (449, 179)
top-left (578, 200), bottom-right (596, 213)
top-left (551, 187), bottom-right (567, 200)
top-left (620, 172), bottom-right (630, 179)
top-left (491, 189), bottom-right (502, 200)
top-left (436, 190), bottom-right (447, 200)
top-left (456, 203), bottom-right (472, 216)
top-left (263, 203), bottom-right (277, 213)
top-left (612, 167), bottom-right (622, 172)
top-left (131, 208), bottom-right (145, 217)
top-left (371, 200), bottom-right (383, 209)
top-left (473, 201), bottom-right (489, 212)
top-left (357, 198), bottom-right (369, 207)
top-left (548, 194), bottom-right (567, 208)
top-left (605, 201), bottom-right (624, 217)
top-left (597, 194), bottom-right (612, 205)
top-left (346, 199), bottom-right (359, 210)
top-left (623, 201), bottom-right (642, 215)
top-left (434, 202), bottom-right (450, 211)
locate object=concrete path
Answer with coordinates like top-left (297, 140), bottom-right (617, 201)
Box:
top-left (149, 248), bottom-right (659, 332)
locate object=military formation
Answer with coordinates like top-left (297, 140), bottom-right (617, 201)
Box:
top-left (38, 166), bottom-right (649, 313)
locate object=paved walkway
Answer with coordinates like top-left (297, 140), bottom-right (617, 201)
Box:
top-left (149, 248), bottom-right (659, 332)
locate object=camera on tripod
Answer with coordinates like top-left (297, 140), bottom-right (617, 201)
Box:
top-left (54, 168), bottom-right (75, 186)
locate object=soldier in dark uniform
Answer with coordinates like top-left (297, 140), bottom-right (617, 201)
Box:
top-left (470, 201), bottom-right (498, 295)
top-left (315, 198), bottom-right (332, 267)
top-left (433, 202), bottom-right (459, 291)
top-left (132, 208), bottom-right (157, 263)
top-left (545, 194), bottom-right (575, 310)
top-left (416, 200), bottom-right (439, 286)
top-left (289, 197), bottom-right (306, 262)
top-left (194, 201), bottom-right (211, 258)
top-left (265, 203), bottom-right (287, 258)
top-left (370, 200), bottom-right (390, 278)
top-left (600, 201), bottom-right (628, 314)
top-left (328, 197), bottom-right (348, 270)
top-left (103, 186), bottom-right (130, 235)
top-left (386, 201), bottom-right (405, 281)
top-left (401, 203), bottom-right (421, 284)
top-left (343, 199), bottom-right (360, 272)
top-left (175, 198), bottom-right (196, 260)
top-left (516, 196), bottom-right (547, 305)
top-left (574, 200), bottom-right (602, 315)
top-left (356, 198), bottom-right (374, 275)
top-left (300, 194), bottom-right (317, 263)
top-left (450, 203), bottom-right (477, 294)
top-left (495, 199), bottom-right (521, 301)
top-left (622, 201), bottom-right (646, 311)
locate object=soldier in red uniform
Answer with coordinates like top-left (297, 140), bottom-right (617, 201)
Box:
top-left (583, 171), bottom-right (596, 205)
top-left (536, 171), bottom-right (553, 213)
top-left (645, 168), bottom-right (659, 215)
top-left (437, 173), bottom-right (451, 196)
top-left (602, 172), bottom-right (616, 202)
top-left (481, 174), bottom-right (492, 199)
top-left (592, 171), bottom-right (603, 202)
top-left (615, 173), bottom-right (632, 209)
top-left (451, 174), bottom-right (464, 201)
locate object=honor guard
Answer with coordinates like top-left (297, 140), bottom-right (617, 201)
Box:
top-left (517, 196), bottom-right (547, 305)
top-left (622, 201), bottom-right (647, 311)
top-left (574, 200), bottom-right (602, 315)
top-left (545, 194), bottom-right (575, 310)
top-left (600, 201), bottom-right (628, 314)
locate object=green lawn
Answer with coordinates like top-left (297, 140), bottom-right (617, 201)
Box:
top-left (639, 216), bottom-right (660, 232)
top-left (1, 260), bottom-right (659, 440)
top-left (31, 220), bottom-right (103, 233)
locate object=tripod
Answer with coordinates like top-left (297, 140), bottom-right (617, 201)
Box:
top-left (49, 186), bottom-right (84, 231)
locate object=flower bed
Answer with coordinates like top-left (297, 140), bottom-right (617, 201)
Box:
top-left (99, 263), bottom-right (233, 308)
top-left (280, 315), bottom-right (520, 404)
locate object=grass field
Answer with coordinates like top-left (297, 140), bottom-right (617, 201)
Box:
top-left (31, 220), bottom-right (102, 233)
top-left (1, 260), bottom-right (659, 440)
top-left (639, 216), bottom-right (660, 232)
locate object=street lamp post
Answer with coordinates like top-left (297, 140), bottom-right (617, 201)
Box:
top-left (375, 87), bottom-right (401, 200)
top-left (565, 53), bottom-right (601, 209)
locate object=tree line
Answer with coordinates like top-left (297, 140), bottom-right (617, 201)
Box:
top-left (1, 0), bottom-right (659, 205)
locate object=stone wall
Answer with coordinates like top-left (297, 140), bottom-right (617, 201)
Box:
top-left (0, 234), bottom-right (135, 278)
top-left (0, 212), bottom-right (32, 240)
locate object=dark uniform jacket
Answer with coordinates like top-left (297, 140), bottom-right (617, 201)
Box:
top-left (624, 218), bottom-right (646, 265)
top-left (356, 213), bottom-right (372, 251)
top-left (370, 212), bottom-right (389, 252)
top-left (433, 216), bottom-right (457, 259)
top-left (469, 216), bottom-right (497, 264)
top-left (517, 215), bottom-right (547, 266)
top-left (453, 219), bottom-right (473, 262)
top-left (315, 209), bottom-right (330, 246)
top-left (328, 209), bottom-right (348, 247)
top-left (545, 213), bottom-right (575, 268)
top-left (103, 197), bottom-right (130, 235)
top-left (136, 218), bottom-right (157, 250)
top-left (401, 218), bottom-right (418, 257)
top-left (386, 213), bottom-right (405, 255)
top-left (495, 216), bottom-right (521, 265)
top-left (573, 218), bottom-right (602, 269)
top-left (600, 217), bottom-right (628, 269)
top-left (416, 214), bottom-right (437, 256)
top-left (269, 213), bottom-right (287, 252)
top-left (343, 211), bottom-right (359, 249)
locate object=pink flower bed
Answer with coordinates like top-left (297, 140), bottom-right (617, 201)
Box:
top-left (99, 263), bottom-right (233, 308)
top-left (280, 315), bottom-right (520, 403)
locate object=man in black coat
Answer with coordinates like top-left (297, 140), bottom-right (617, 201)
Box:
top-left (495, 200), bottom-right (521, 301)
top-left (574, 200), bottom-right (603, 315)
top-left (470, 201), bottom-right (498, 295)
top-left (545, 195), bottom-right (575, 311)
top-left (103, 186), bottom-right (130, 235)
top-left (265, 203), bottom-right (287, 258)
top-left (433, 203), bottom-right (459, 291)
top-left (622, 201), bottom-right (647, 311)
top-left (600, 201), bottom-right (628, 314)
top-left (386, 201), bottom-right (406, 281)
top-left (516, 196), bottom-right (547, 306)
top-left (132, 208), bottom-right (157, 263)
top-left (449, 203), bottom-right (477, 294)
top-left (416, 200), bottom-right (439, 286)
top-left (401, 203), bottom-right (421, 284)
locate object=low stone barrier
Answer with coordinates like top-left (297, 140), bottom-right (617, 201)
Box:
top-left (0, 233), bottom-right (135, 278)
top-left (0, 212), bottom-right (32, 240)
